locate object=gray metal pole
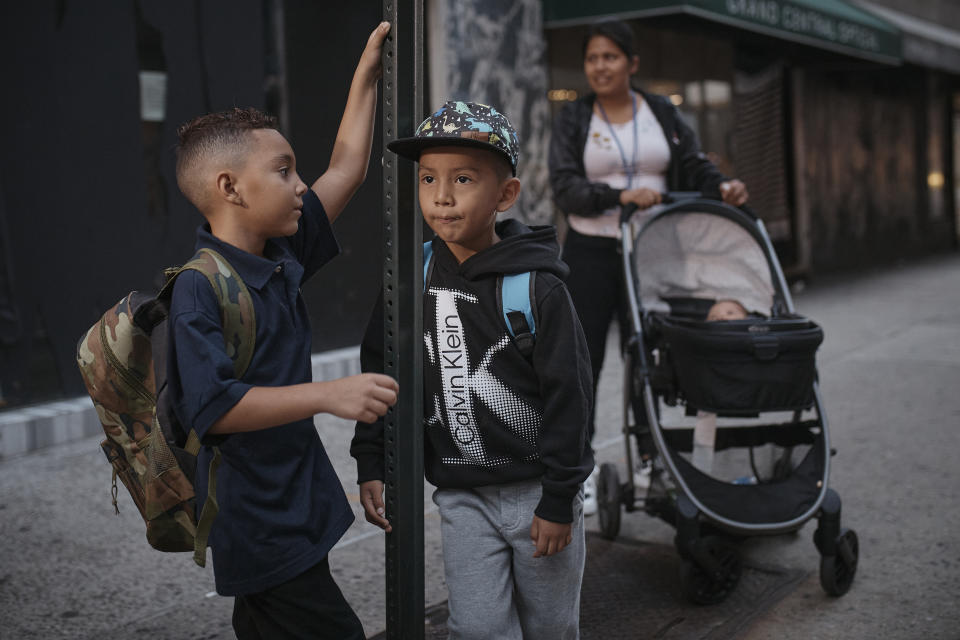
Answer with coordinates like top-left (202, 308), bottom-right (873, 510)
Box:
top-left (381, 2), bottom-right (424, 638)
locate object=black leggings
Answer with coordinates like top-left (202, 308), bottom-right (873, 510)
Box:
top-left (562, 228), bottom-right (631, 447)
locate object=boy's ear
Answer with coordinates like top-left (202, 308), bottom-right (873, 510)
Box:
top-left (496, 177), bottom-right (522, 213)
top-left (216, 170), bottom-right (246, 207)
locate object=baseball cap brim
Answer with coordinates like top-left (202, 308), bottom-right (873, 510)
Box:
top-left (387, 136), bottom-right (516, 175)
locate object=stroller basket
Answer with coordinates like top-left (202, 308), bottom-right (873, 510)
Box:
top-left (670, 438), bottom-right (825, 524)
top-left (651, 314), bottom-right (823, 413)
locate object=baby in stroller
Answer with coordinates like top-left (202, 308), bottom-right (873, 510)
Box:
top-left (692, 299), bottom-right (748, 474)
top-left (705, 299), bottom-right (747, 322)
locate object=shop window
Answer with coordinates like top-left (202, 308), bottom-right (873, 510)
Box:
top-left (924, 72), bottom-right (945, 223)
top-left (953, 92), bottom-right (960, 243)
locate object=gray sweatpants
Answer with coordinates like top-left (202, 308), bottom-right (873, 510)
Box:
top-left (432, 479), bottom-right (585, 640)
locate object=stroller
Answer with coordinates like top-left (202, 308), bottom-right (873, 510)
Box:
top-left (595, 196), bottom-right (859, 604)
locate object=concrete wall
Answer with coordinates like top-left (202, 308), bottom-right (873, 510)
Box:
top-left (428, 0), bottom-right (553, 224)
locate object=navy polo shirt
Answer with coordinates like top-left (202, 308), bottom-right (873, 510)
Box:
top-left (167, 189), bottom-right (354, 596)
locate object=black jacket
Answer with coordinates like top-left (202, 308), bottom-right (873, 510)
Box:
top-left (351, 219), bottom-right (594, 524)
top-left (548, 89), bottom-right (728, 217)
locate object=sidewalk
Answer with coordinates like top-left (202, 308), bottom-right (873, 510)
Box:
top-left (0, 253), bottom-right (958, 639)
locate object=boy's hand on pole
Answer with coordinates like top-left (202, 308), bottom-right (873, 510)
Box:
top-left (530, 516), bottom-right (573, 558)
top-left (359, 480), bottom-right (392, 532)
top-left (358, 21), bottom-right (391, 84)
top-left (321, 373), bottom-right (398, 423)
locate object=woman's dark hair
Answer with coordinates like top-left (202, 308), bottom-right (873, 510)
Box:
top-left (581, 19), bottom-right (638, 59)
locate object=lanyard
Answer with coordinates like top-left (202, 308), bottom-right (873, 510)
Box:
top-left (596, 91), bottom-right (638, 190)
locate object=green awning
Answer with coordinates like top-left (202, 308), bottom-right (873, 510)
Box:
top-left (543, 0), bottom-right (902, 64)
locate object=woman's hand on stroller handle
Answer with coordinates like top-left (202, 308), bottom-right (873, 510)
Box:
top-left (620, 191), bottom-right (701, 223)
top-left (719, 179), bottom-right (749, 207)
top-left (618, 187), bottom-right (662, 211)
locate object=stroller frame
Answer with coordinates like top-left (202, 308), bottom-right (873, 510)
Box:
top-left (596, 197), bottom-right (859, 604)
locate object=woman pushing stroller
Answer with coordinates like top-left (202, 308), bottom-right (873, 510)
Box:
top-left (548, 17), bottom-right (749, 513)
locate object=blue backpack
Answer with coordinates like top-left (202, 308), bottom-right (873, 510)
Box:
top-left (423, 241), bottom-right (536, 357)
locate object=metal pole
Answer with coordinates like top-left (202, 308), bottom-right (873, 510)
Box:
top-left (381, 1), bottom-right (424, 638)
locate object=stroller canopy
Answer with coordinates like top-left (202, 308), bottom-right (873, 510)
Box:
top-left (633, 208), bottom-right (776, 316)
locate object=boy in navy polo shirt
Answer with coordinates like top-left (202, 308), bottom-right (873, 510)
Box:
top-left (167, 22), bottom-right (398, 640)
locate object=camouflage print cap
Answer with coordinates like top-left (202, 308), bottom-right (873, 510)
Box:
top-left (387, 101), bottom-right (520, 175)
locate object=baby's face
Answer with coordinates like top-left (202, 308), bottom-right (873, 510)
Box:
top-left (707, 300), bottom-right (747, 322)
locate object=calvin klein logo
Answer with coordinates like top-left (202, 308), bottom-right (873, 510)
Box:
top-left (424, 285), bottom-right (542, 468)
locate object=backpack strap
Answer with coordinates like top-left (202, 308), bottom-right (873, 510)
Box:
top-left (161, 247), bottom-right (257, 379)
top-left (424, 239), bottom-right (536, 359)
top-left (423, 240), bottom-right (435, 290)
top-left (159, 247), bottom-right (255, 568)
top-left (498, 272), bottom-right (537, 359)
top-left (192, 446), bottom-right (222, 567)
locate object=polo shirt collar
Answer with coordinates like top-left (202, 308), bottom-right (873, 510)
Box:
top-left (193, 225), bottom-right (294, 290)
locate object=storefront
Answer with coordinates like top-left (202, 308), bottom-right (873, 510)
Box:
top-left (542, 0), bottom-right (957, 275)
top-left (854, 0), bottom-right (960, 249)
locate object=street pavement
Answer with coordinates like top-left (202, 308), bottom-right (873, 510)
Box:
top-left (1, 252), bottom-right (959, 639)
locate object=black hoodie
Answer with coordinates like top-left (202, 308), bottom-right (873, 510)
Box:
top-left (351, 219), bottom-right (594, 523)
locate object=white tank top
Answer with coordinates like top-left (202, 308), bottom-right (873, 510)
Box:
top-left (568, 97), bottom-right (671, 238)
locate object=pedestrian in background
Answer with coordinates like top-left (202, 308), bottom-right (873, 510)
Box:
top-left (548, 18), bottom-right (749, 514)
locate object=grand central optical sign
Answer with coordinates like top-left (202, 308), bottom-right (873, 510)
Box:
top-left (724, 0), bottom-right (883, 53)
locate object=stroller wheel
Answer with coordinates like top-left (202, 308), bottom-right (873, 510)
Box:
top-left (597, 463), bottom-right (621, 540)
top-left (680, 536), bottom-right (742, 605)
top-left (819, 528), bottom-right (859, 597)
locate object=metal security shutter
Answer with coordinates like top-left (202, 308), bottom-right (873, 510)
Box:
top-left (732, 63), bottom-right (792, 247)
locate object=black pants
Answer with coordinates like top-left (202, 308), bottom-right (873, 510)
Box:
top-left (232, 556), bottom-right (365, 640)
top-left (562, 228), bottom-right (630, 448)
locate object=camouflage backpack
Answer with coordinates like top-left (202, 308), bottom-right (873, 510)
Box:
top-left (76, 248), bottom-right (255, 567)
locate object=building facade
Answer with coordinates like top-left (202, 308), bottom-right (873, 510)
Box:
top-left (537, 0), bottom-right (959, 275)
top-left (2, 0), bottom-right (958, 409)
top-left (0, 1), bottom-right (383, 407)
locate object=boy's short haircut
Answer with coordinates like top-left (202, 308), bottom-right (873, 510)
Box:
top-left (175, 107), bottom-right (279, 209)
top-left (388, 101), bottom-right (520, 177)
top-left (487, 151), bottom-right (514, 182)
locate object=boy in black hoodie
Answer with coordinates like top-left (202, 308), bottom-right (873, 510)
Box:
top-left (351, 101), bottom-right (593, 639)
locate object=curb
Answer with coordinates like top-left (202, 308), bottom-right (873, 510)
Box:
top-left (0, 345), bottom-right (361, 460)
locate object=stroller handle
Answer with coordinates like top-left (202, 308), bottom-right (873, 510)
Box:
top-left (661, 191), bottom-right (702, 204)
top-left (662, 191), bottom-right (761, 220)
top-left (620, 192), bottom-right (759, 225)
top-left (619, 192), bottom-right (702, 224)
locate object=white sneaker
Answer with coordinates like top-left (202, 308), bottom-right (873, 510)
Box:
top-left (633, 460), bottom-right (653, 491)
top-left (583, 465), bottom-right (599, 516)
